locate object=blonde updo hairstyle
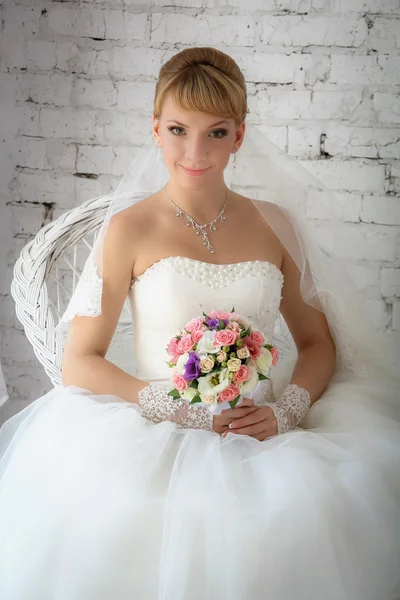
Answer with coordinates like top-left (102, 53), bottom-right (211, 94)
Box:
top-left (153, 47), bottom-right (249, 127)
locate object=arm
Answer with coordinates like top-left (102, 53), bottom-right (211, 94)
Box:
top-left (279, 244), bottom-right (337, 407)
top-left (267, 239), bottom-right (336, 434)
top-left (61, 208), bottom-right (214, 430)
top-left (227, 251), bottom-right (336, 438)
top-left (61, 209), bottom-right (148, 403)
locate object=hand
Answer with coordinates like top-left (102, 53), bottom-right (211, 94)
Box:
top-left (212, 397), bottom-right (261, 436)
top-left (222, 383), bottom-right (312, 439)
top-left (221, 403), bottom-right (278, 441)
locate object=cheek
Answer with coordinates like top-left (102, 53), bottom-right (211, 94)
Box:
top-left (164, 138), bottom-right (182, 159)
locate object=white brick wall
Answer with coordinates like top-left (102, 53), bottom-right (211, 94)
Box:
top-left (0, 0), bottom-right (399, 412)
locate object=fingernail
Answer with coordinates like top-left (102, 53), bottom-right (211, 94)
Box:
top-left (229, 423), bottom-right (234, 428)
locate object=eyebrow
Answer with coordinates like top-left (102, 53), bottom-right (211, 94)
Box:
top-left (166, 119), bottom-right (230, 128)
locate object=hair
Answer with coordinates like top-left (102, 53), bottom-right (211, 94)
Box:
top-left (153, 47), bottom-right (249, 127)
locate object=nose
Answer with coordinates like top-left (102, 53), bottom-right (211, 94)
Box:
top-left (184, 136), bottom-right (209, 167)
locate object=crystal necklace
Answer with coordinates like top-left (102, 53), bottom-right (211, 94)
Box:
top-left (164, 184), bottom-right (228, 254)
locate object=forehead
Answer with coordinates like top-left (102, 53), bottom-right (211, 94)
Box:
top-left (160, 91), bottom-right (233, 127)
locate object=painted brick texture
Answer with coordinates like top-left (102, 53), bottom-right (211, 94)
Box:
top-left (0, 0), bottom-right (399, 411)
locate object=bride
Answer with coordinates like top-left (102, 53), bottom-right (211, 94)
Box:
top-left (0, 46), bottom-right (400, 600)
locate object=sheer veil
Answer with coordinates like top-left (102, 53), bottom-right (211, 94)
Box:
top-left (55, 120), bottom-right (400, 400)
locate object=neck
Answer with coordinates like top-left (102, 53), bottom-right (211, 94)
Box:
top-left (164, 180), bottom-right (229, 224)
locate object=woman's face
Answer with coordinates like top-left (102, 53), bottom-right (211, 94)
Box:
top-left (152, 92), bottom-right (245, 184)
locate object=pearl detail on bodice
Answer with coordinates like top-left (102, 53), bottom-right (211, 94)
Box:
top-left (131, 256), bottom-right (284, 291)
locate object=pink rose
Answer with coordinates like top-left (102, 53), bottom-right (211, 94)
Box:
top-left (234, 365), bottom-right (250, 384)
top-left (192, 329), bottom-right (204, 343)
top-left (208, 310), bottom-right (220, 319)
top-left (216, 310), bottom-right (231, 319)
top-left (214, 329), bottom-right (238, 347)
top-left (178, 334), bottom-right (195, 353)
top-left (185, 317), bottom-right (204, 333)
top-left (173, 373), bottom-right (188, 392)
top-left (218, 383), bottom-right (241, 403)
top-left (228, 321), bottom-right (241, 334)
top-left (208, 310), bottom-right (234, 320)
top-left (167, 337), bottom-right (182, 362)
top-left (251, 330), bottom-right (265, 346)
top-left (243, 336), bottom-right (261, 359)
top-left (271, 346), bottom-right (279, 366)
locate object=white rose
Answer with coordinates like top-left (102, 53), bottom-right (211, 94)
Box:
top-left (216, 350), bottom-right (227, 363)
top-left (237, 346), bottom-right (250, 359)
top-left (198, 368), bottom-right (230, 396)
top-left (181, 387), bottom-right (198, 402)
top-left (200, 356), bottom-right (215, 373)
top-left (256, 348), bottom-right (273, 374)
top-left (201, 395), bottom-right (218, 405)
top-left (239, 366), bottom-right (259, 394)
top-left (176, 352), bottom-right (190, 375)
top-left (227, 358), bottom-right (241, 372)
top-left (196, 330), bottom-right (219, 355)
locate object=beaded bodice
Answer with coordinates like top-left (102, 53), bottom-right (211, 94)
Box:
top-left (127, 256), bottom-right (284, 384)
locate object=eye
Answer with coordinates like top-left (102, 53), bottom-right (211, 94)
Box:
top-left (167, 127), bottom-right (228, 138)
top-left (168, 126), bottom-right (184, 135)
top-left (210, 129), bottom-right (228, 138)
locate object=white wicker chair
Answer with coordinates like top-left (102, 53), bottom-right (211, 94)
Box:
top-left (11, 196), bottom-right (135, 387)
top-left (11, 198), bottom-right (294, 388)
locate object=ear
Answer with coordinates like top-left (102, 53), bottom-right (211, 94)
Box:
top-left (233, 122), bottom-right (246, 152)
top-left (152, 114), bottom-right (161, 145)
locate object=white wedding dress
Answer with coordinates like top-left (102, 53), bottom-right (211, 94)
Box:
top-left (1, 256), bottom-right (400, 600)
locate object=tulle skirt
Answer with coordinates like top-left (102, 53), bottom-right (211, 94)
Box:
top-left (0, 376), bottom-right (400, 600)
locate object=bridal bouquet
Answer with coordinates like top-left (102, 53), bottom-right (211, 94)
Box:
top-left (166, 309), bottom-right (279, 415)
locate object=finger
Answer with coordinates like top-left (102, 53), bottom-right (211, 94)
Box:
top-left (238, 397), bottom-right (255, 407)
top-left (230, 421), bottom-right (268, 436)
top-left (229, 407), bottom-right (267, 430)
top-left (218, 406), bottom-right (258, 423)
top-left (222, 426), bottom-right (273, 440)
top-left (224, 406), bottom-right (259, 421)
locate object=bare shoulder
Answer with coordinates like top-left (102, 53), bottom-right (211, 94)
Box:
top-left (247, 196), bottom-right (283, 219)
top-left (233, 192), bottom-right (286, 235)
top-left (110, 193), bottom-right (160, 232)
top-left (106, 192), bottom-right (164, 273)
top-left (106, 193), bottom-right (162, 251)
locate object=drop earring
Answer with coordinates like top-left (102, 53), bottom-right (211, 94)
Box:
top-left (232, 150), bottom-right (237, 172)
top-left (157, 145), bottom-right (163, 164)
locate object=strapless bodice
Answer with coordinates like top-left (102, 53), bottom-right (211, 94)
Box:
top-left (127, 256), bottom-right (284, 384)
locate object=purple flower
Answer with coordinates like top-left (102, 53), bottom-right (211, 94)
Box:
top-left (206, 317), bottom-right (220, 330)
top-left (184, 351), bottom-right (201, 381)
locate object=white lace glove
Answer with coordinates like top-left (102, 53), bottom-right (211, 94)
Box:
top-left (138, 382), bottom-right (214, 431)
top-left (265, 383), bottom-right (311, 434)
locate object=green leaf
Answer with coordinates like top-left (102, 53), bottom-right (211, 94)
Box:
top-left (190, 394), bottom-right (202, 404)
top-left (258, 373), bottom-right (269, 381)
top-left (264, 343), bottom-right (272, 350)
top-left (189, 380), bottom-right (199, 389)
top-left (228, 394), bottom-right (242, 409)
top-left (218, 318), bottom-right (225, 330)
top-left (231, 305), bottom-right (235, 312)
top-left (167, 388), bottom-right (181, 398)
top-left (203, 311), bottom-right (209, 318)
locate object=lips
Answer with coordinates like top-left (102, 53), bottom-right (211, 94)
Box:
top-left (181, 165), bottom-right (210, 174)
